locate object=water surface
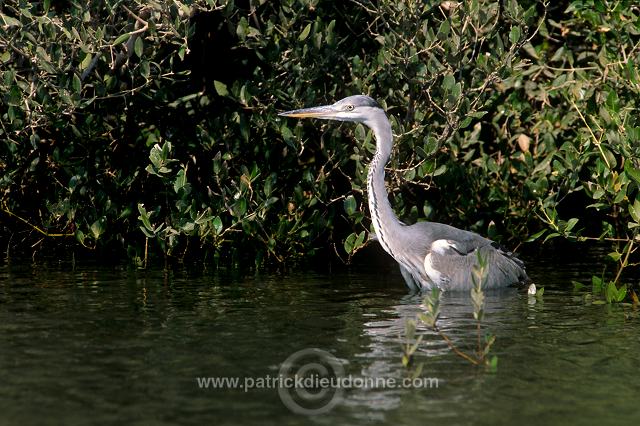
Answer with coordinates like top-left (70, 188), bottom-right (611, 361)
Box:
top-left (0, 248), bottom-right (638, 425)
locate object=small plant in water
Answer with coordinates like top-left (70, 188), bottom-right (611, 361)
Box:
top-left (574, 275), bottom-right (629, 305)
top-left (469, 251), bottom-right (498, 371)
top-left (401, 319), bottom-right (424, 379)
top-left (572, 239), bottom-right (637, 305)
top-left (405, 252), bottom-right (498, 371)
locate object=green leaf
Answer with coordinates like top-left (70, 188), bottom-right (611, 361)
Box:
top-left (592, 275), bottom-right (604, 292)
top-left (298, 23), bottom-right (311, 41)
top-left (113, 32), bottom-right (130, 46)
top-left (459, 116), bottom-right (473, 129)
top-left (174, 168), bottom-right (187, 193)
top-left (608, 251), bottom-right (622, 262)
top-left (433, 164), bottom-right (447, 176)
top-left (141, 60), bottom-right (150, 78)
top-left (401, 355), bottom-right (409, 367)
top-left (236, 17), bottom-right (248, 40)
top-left (422, 137), bottom-right (439, 156)
top-left (451, 82), bottom-right (461, 99)
top-left (509, 26), bottom-right (521, 44)
top-left (137, 204), bottom-right (153, 231)
top-left (543, 232), bottom-right (560, 242)
top-left (592, 188), bottom-right (605, 199)
top-left (160, 141), bottom-right (172, 161)
top-left (80, 53), bottom-right (93, 70)
top-left (565, 218), bottom-right (579, 233)
top-left (344, 195), bottom-right (357, 216)
top-left (437, 19), bottom-right (450, 40)
top-left (280, 124), bottom-right (294, 145)
top-left (605, 282), bottom-right (618, 303)
top-left (487, 355), bottom-right (498, 373)
top-left (213, 80), bottom-right (228, 97)
top-left (526, 229), bottom-right (546, 242)
top-left (72, 73), bottom-right (81, 94)
top-left (139, 226), bottom-right (155, 238)
top-left (344, 232), bottom-right (356, 254)
top-left (212, 216), bottom-right (223, 234)
top-left (605, 90), bottom-right (620, 113)
top-left (233, 198), bottom-right (247, 217)
top-left (617, 284), bottom-right (628, 302)
top-left (134, 36), bottom-right (144, 58)
top-left (624, 161), bottom-right (640, 184)
top-left (629, 198), bottom-right (640, 223)
top-left (90, 218), bottom-right (105, 239)
top-left (0, 13), bottom-right (22, 28)
top-left (603, 282), bottom-right (626, 303)
top-left (442, 73), bottom-right (455, 90)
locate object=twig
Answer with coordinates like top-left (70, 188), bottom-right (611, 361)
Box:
top-left (568, 98), bottom-right (610, 169)
top-left (1, 208), bottom-right (74, 237)
top-left (434, 325), bottom-right (481, 365)
top-left (613, 239), bottom-right (634, 286)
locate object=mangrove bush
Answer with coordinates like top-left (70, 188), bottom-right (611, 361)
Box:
top-left (1, 0), bottom-right (639, 279)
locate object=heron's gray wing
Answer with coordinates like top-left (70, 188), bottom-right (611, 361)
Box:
top-left (424, 239), bottom-right (527, 290)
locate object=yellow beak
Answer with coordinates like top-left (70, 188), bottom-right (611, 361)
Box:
top-left (278, 105), bottom-right (336, 119)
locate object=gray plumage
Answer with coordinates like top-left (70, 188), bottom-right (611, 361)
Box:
top-left (280, 95), bottom-right (528, 291)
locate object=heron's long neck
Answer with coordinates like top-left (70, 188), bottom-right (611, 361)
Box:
top-left (366, 116), bottom-right (403, 256)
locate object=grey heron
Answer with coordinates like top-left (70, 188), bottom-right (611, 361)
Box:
top-left (279, 95), bottom-right (528, 291)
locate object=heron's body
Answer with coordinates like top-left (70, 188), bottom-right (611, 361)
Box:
top-left (280, 95), bottom-right (527, 291)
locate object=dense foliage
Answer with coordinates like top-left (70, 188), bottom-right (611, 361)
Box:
top-left (1, 1), bottom-right (639, 278)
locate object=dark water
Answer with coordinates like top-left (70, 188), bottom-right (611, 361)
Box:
top-left (1, 248), bottom-right (639, 426)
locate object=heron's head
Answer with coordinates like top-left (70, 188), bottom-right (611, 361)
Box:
top-left (279, 95), bottom-right (383, 124)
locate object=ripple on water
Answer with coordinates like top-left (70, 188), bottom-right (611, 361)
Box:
top-left (0, 247), bottom-right (639, 426)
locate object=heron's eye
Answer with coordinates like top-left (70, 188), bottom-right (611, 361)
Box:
top-left (345, 104), bottom-right (355, 111)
